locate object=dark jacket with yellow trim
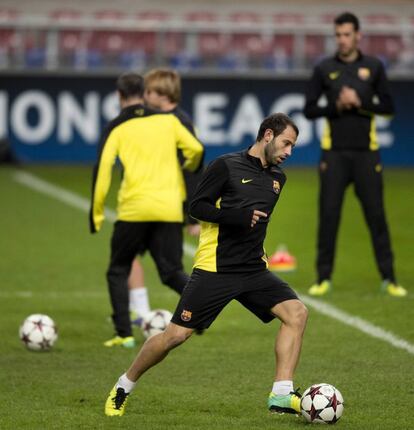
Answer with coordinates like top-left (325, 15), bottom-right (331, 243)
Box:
top-left (304, 51), bottom-right (394, 151)
top-left (190, 150), bottom-right (286, 273)
top-left (89, 104), bottom-right (204, 233)
top-left (171, 106), bottom-right (204, 226)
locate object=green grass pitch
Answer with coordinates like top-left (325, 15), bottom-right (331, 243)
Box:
top-left (0, 165), bottom-right (413, 429)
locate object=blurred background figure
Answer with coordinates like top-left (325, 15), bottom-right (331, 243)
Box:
top-left (128, 68), bottom-right (203, 327)
top-left (304, 12), bottom-right (407, 297)
top-left (89, 72), bottom-right (204, 348)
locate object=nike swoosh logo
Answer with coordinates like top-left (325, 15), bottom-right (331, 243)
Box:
top-left (241, 179), bottom-right (253, 184)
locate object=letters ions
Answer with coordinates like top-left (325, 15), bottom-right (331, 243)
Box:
top-left (0, 90), bottom-right (393, 149)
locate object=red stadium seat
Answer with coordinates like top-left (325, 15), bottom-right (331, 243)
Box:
top-left (230, 33), bottom-right (272, 57)
top-left (94, 10), bottom-right (127, 22)
top-left (59, 30), bottom-right (84, 51)
top-left (198, 33), bottom-right (230, 57)
top-left (87, 30), bottom-right (132, 67)
top-left (57, 30), bottom-right (84, 67)
top-left (227, 13), bottom-right (265, 56)
top-left (228, 11), bottom-right (262, 24)
top-left (163, 32), bottom-right (186, 56)
top-left (49, 9), bottom-right (82, 22)
top-left (184, 12), bottom-right (222, 66)
top-left (271, 34), bottom-right (294, 56)
top-left (0, 29), bottom-right (18, 50)
top-left (0, 7), bottom-right (20, 22)
top-left (305, 35), bottom-right (325, 60)
top-left (88, 31), bottom-right (129, 53)
top-left (23, 30), bottom-right (47, 50)
top-left (22, 30), bottom-right (47, 68)
top-left (271, 12), bottom-right (304, 68)
top-left (136, 10), bottom-right (171, 22)
top-left (364, 14), bottom-right (396, 25)
top-left (264, 34), bottom-right (295, 70)
top-left (126, 31), bottom-right (157, 56)
top-left (184, 11), bottom-right (218, 23)
top-left (319, 13), bottom-right (337, 25)
top-left (272, 13), bottom-right (304, 25)
top-left (365, 34), bottom-right (403, 63)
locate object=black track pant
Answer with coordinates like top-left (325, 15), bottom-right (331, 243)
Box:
top-left (107, 221), bottom-right (189, 337)
top-left (316, 150), bottom-right (395, 283)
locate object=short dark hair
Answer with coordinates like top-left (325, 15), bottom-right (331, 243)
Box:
top-left (116, 73), bottom-right (144, 99)
top-left (256, 113), bottom-right (299, 142)
top-left (334, 12), bottom-right (360, 31)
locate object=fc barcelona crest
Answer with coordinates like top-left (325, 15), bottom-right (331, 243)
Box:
top-left (181, 309), bottom-right (192, 322)
top-left (358, 67), bottom-right (370, 80)
top-left (273, 180), bottom-right (280, 194)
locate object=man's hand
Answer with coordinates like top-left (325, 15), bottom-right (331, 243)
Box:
top-left (337, 86), bottom-right (361, 111)
top-left (187, 224), bottom-right (201, 237)
top-left (251, 210), bottom-right (267, 227)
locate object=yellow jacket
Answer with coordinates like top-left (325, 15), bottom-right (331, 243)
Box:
top-left (90, 104), bottom-right (204, 232)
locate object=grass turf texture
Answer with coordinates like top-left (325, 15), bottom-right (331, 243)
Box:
top-left (0, 165), bottom-right (413, 429)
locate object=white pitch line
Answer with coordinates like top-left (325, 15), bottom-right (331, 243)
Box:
top-left (13, 171), bottom-right (117, 222)
top-left (13, 170), bottom-right (414, 356)
top-left (301, 296), bottom-right (414, 355)
top-left (0, 290), bottom-right (106, 299)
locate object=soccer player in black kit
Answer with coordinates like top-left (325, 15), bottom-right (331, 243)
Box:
top-left (104, 113), bottom-right (309, 417)
top-left (304, 12), bottom-right (407, 297)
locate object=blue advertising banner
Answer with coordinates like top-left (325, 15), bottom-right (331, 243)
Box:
top-left (1, 75), bottom-right (413, 165)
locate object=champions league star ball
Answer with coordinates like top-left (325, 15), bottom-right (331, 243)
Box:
top-left (141, 309), bottom-right (173, 339)
top-left (19, 314), bottom-right (58, 351)
top-left (300, 383), bottom-right (344, 424)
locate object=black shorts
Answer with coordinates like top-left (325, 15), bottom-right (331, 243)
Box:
top-left (171, 269), bottom-right (298, 330)
top-left (109, 221), bottom-right (183, 279)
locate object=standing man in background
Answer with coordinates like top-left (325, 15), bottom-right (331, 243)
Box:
top-left (304, 12), bottom-right (407, 297)
top-left (127, 68), bottom-right (203, 325)
top-left (90, 73), bottom-right (204, 348)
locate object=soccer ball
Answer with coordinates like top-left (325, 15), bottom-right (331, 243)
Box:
top-left (300, 383), bottom-right (344, 424)
top-left (19, 314), bottom-right (58, 351)
top-left (141, 309), bottom-right (172, 339)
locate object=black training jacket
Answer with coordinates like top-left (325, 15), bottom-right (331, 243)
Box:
top-left (172, 106), bottom-right (204, 225)
top-left (304, 51), bottom-right (394, 151)
top-left (190, 149), bottom-right (286, 273)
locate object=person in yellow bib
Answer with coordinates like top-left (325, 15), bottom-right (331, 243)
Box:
top-left (89, 73), bottom-right (204, 348)
top-left (127, 68), bottom-right (203, 328)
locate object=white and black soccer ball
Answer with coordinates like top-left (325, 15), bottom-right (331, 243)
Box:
top-left (19, 314), bottom-right (58, 351)
top-left (141, 309), bottom-right (172, 339)
top-left (300, 383), bottom-right (344, 424)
